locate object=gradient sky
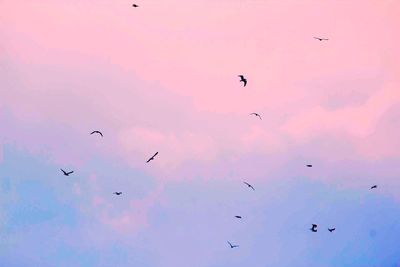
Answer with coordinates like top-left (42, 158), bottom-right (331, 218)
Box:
top-left (1, 1), bottom-right (400, 266)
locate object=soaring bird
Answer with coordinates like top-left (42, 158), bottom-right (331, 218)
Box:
top-left (113, 192), bottom-right (122, 195)
top-left (306, 164), bottom-right (313, 167)
top-left (238, 75), bottom-right (247, 87)
top-left (235, 216), bottom-right (242, 219)
top-left (132, 4), bottom-right (139, 7)
top-left (90, 130), bottom-right (103, 137)
top-left (61, 169), bottom-right (74, 176)
top-left (328, 228), bottom-right (336, 232)
top-left (314, 37), bottom-right (329, 41)
top-left (227, 241), bottom-right (239, 248)
top-left (310, 224), bottom-right (318, 232)
top-left (146, 152), bottom-right (159, 163)
top-left (250, 113), bottom-right (262, 120)
top-left (370, 185), bottom-right (378, 190)
top-left (243, 181), bottom-right (255, 191)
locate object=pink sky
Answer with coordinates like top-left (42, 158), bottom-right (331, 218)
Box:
top-left (1, 0), bottom-right (400, 208)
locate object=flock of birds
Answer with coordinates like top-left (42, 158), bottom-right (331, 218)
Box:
top-left (55, 3), bottom-right (381, 250)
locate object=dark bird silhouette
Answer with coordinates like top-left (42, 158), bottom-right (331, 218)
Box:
top-left (314, 37), bottom-right (329, 41)
top-left (243, 181), bottom-right (255, 191)
top-left (227, 241), bottom-right (239, 248)
top-left (90, 131), bottom-right (103, 137)
top-left (61, 169), bottom-right (74, 176)
top-left (250, 113), bottom-right (262, 120)
top-left (370, 185), bottom-right (378, 190)
top-left (132, 4), bottom-right (139, 7)
top-left (235, 216), bottom-right (242, 219)
top-left (113, 192), bottom-right (122, 195)
top-left (310, 224), bottom-right (317, 232)
top-left (328, 228), bottom-right (336, 232)
top-left (238, 75), bottom-right (247, 87)
top-left (146, 152), bottom-right (159, 163)
top-left (306, 164), bottom-right (313, 167)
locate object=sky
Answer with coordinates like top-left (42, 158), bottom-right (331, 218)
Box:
top-left (1, 0), bottom-right (400, 266)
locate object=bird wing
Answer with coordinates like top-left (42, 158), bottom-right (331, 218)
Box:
top-left (312, 224), bottom-right (317, 227)
top-left (250, 185), bottom-right (255, 190)
top-left (313, 37), bottom-right (320, 40)
top-left (227, 241), bottom-right (232, 247)
top-left (243, 80), bottom-right (247, 86)
top-left (67, 171), bottom-right (74, 175)
top-left (61, 169), bottom-right (66, 174)
top-left (243, 182), bottom-right (250, 187)
top-left (238, 75), bottom-right (244, 79)
top-left (153, 152), bottom-right (159, 158)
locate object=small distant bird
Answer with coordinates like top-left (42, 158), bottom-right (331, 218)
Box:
top-left (243, 181), bottom-right (255, 191)
top-left (370, 185), bottom-right (378, 190)
top-left (250, 113), bottom-right (262, 120)
top-left (310, 224), bottom-right (317, 232)
top-left (113, 192), bottom-right (122, 195)
top-left (146, 152), bottom-right (159, 163)
top-left (132, 4), bottom-right (139, 7)
top-left (227, 241), bottom-right (239, 248)
top-left (238, 75), bottom-right (247, 87)
top-left (314, 37), bottom-right (329, 41)
top-left (306, 164), bottom-right (313, 167)
top-left (235, 216), bottom-right (242, 219)
top-left (61, 169), bottom-right (74, 176)
top-left (328, 228), bottom-right (336, 232)
top-left (90, 130), bottom-right (103, 137)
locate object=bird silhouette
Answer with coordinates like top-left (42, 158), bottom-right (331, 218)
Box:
top-left (370, 185), bottom-right (378, 190)
top-left (227, 241), bottom-right (239, 248)
top-left (314, 37), bottom-right (329, 41)
top-left (132, 4), bottom-right (139, 7)
top-left (243, 181), bottom-right (255, 191)
top-left (113, 192), bottom-right (122, 195)
top-left (306, 164), bottom-right (313, 167)
top-left (310, 224), bottom-right (317, 232)
top-left (238, 75), bottom-right (247, 87)
top-left (61, 169), bottom-right (74, 176)
top-left (90, 131), bottom-right (103, 137)
top-left (146, 152), bottom-right (159, 163)
top-left (235, 216), bottom-right (242, 219)
top-left (250, 113), bottom-right (262, 120)
top-left (328, 228), bottom-right (336, 232)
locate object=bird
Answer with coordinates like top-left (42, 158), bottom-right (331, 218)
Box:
top-left (90, 130), bottom-right (103, 137)
top-left (146, 152), bottom-right (159, 163)
top-left (227, 241), bottom-right (239, 248)
top-left (250, 113), bottom-right (262, 120)
top-left (235, 216), bottom-right (242, 219)
top-left (132, 4), bottom-right (139, 7)
top-left (314, 37), bottom-right (329, 41)
top-left (243, 181), bottom-right (255, 191)
top-left (328, 228), bottom-right (336, 232)
top-left (370, 185), bottom-right (378, 190)
top-left (306, 164), bottom-right (313, 167)
top-left (113, 192), bottom-right (122, 195)
top-left (61, 169), bottom-right (74, 176)
top-left (310, 224), bottom-right (317, 232)
top-left (238, 75), bottom-right (247, 87)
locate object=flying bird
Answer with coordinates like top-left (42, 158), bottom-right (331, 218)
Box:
top-left (227, 241), bottom-right (239, 248)
top-left (250, 113), bottom-right (262, 120)
top-left (243, 181), bottom-right (255, 191)
top-left (90, 130), bottom-right (103, 137)
top-left (306, 164), bottom-right (313, 167)
top-left (61, 169), bottom-right (74, 176)
top-left (370, 185), bottom-right (378, 190)
top-left (146, 152), bottom-right (159, 163)
top-left (310, 224), bottom-right (318, 232)
top-left (113, 192), bottom-right (122, 195)
top-left (238, 75), bottom-right (247, 87)
top-left (132, 4), bottom-right (139, 7)
top-left (328, 228), bottom-right (336, 232)
top-left (314, 37), bottom-right (329, 41)
top-left (235, 216), bottom-right (242, 219)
